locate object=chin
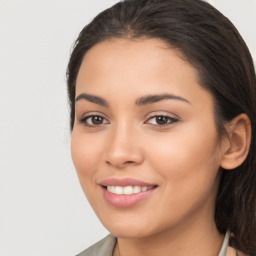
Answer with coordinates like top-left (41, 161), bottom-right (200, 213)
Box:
top-left (110, 228), bottom-right (153, 239)
top-left (101, 218), bottom-right (159, 239)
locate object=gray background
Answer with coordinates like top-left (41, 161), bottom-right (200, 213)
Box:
top-left (0, 0), bottom-right (255, 255)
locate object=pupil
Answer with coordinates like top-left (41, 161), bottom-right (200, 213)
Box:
top-left (92, 116), bottom-right (103, 125)
top-left (156, 116), bottom-right (168, 125)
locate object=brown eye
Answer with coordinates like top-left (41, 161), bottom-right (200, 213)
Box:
top-left (91, 116), bottom-right (104, 125)
top-left (80, 115), bottom-right (109, 127)
top-left (146, 115), bottom-right (179, 126)
top-left (155, 116), bottom-right (169, 125)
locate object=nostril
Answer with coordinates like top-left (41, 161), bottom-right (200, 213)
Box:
top-left (124, 161), bottom-right (134, 165)
top-left (106, 160), bottom-right (136, 168)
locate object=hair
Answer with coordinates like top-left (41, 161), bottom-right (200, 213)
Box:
top-left (66, 0), bottom-right (256, 254)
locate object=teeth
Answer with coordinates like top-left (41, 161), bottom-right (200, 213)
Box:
top-left (141, 186), bottom-right (147, 192)
top-left (115, 186), bottom-right (123, 195)
top-left (107, 185), bottom-right (154, 195)
top-left (133, 186), bottom-right (141, 193)
top-left (123, 186), bottom-right (133, 195)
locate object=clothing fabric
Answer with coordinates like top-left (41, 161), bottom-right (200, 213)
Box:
top-left (76, 230), bottom-right (230, 256)
top-left (76, 234), bottom-right (116, 256)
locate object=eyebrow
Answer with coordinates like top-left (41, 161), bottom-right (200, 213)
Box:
top-left (75, 93), bottom-right (109, 107)
top-left (135, 93), bottom-right (191, 105)
top-left (75, 92), bottom-right (190, 107)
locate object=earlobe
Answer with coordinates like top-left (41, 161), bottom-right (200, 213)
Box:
top-left (220, 113), bottom-right (251, 170)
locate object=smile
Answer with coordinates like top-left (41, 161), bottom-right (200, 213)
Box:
top-left (107, 185), bottom-right (154, 195)
top-left (99, 178), bottom-right (158, 208)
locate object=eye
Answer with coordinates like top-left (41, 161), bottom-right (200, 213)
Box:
top-left (145, 115), bottom-right (179, 126)
top-left (80, 115), bottom-right (109, 127)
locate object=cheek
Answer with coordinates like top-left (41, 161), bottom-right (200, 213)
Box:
top-left (70, 130), bottom-right (108, 212)
top-left (148, 124), bottom-right (219, 165)
top-left (71, 131), bottom-right (103, 181)
top-left (145, 122), bottom-right (221, 197)
top-left (142, 128), bottom-right (221, 225)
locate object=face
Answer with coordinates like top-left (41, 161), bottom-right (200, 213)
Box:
top-left (71, 38), bottom-right (223, 239)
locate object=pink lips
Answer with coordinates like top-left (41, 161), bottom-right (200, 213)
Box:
top-left (100, 178), bottom-right (156, 187)
top-left (99, 178), bottom-right (157, 208)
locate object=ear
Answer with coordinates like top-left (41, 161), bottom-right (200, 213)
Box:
top-left (220, 113), bottom-right (251, 170)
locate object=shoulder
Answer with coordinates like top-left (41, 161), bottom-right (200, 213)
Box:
top-left (76, 234), bottom-right (117, 256)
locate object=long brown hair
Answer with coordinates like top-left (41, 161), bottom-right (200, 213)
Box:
top-left (66, 0), bottom-right (256, 254)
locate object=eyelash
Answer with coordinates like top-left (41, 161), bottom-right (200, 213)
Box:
top-left (79, 114), bottom-right (179, 128)
top-left (145, 115), bottom-right (179, 127)
top-left (79, 115), bottom-right (109, 127)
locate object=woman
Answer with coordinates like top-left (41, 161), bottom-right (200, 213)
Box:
top-left (67, 0), bottom-right (256, 255)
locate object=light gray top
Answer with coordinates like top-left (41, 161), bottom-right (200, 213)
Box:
top-left (76, 234), bottom-right (116, 256)
top-left (77, 230), bottom-right (230, 256)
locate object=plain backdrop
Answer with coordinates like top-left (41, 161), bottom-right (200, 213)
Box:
top-left (0, 0), bottom-right (255, 255)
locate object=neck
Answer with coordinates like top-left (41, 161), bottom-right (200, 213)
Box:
top-left (114, 215), bottom-right (224, 256)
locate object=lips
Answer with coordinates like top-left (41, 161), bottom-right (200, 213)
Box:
top-left (107, 185), bottom-right (154, 195)
top-left (99, 178), bottom-right (158, 208)
top-left (100, 177), bottom-right (156, 187)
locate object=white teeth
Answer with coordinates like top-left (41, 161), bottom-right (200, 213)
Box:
top-left (107, 185), bottom-right (154, 195)
top-left (123, 186), bottom-right (133, 195)
top-left (133, 186), bottom-right (141, 193)
top-left (108, 186), bottom-right (115, 193)
top-left (141, 186), bottom-right (147, 192)
top-left (115, 186), bottom-right (124, 195)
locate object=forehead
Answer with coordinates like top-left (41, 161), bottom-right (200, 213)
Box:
top-left (78, 39), bottom-right (192, 82)
top-left (83, 37), bottom-right (179, 63)
top-left (78, 38), bottom-right (188, 77)
top-left (76, 38), bottom-right (212, 107)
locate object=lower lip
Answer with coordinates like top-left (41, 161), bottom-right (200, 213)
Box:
top-left (101, 187), bottom-right (157, 208)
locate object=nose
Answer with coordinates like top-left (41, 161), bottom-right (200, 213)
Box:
top-left (104, 123), bottom-right (144, 169)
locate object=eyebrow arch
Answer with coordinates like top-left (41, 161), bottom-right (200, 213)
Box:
top-left (75, 93), bottom-right (109, 107)
top-left (135, 93), bottom-right (191, 106)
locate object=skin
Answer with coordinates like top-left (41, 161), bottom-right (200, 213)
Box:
top-left (71, 38), bottom-right (241, 256)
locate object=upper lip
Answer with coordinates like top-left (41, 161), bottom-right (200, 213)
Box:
top-left (99, 178), bottom-right (157, 187)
